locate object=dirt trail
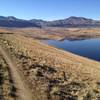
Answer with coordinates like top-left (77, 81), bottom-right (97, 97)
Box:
top-left (0, 46), bottom-right (33, 100)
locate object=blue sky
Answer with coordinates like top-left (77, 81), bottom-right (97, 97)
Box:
top-left (0, 0), bottom-right (100, 20)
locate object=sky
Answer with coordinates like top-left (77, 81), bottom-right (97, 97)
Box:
top-left (0, 0), bottom-right (100, 20)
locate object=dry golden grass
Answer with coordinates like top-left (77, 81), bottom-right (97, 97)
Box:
top-left (0, 33), bottom-right (100, 100)
top-left (0, 27), bottom-right (100, 40)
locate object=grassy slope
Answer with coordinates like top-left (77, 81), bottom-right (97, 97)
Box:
top-left (0, 34), bottom-right (100, 100)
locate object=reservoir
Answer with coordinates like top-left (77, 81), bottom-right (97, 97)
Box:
top-left (44, 38), bottom-right (100, 61)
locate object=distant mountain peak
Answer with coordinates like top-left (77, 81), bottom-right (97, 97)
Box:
top-left (7, 16), bottom-right (17, 21)
top-left (0, 16), bottom-right (6, 20)
top-left (67, 16), bottom-right (93, 21)
top-left (0, 16), bottom-right (18, 21)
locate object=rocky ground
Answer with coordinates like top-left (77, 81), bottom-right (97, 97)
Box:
top-left (0, 33), bottom-right (100, 100)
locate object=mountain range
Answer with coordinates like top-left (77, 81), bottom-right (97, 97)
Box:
top-left (0, 16), bottom-right (100, 28)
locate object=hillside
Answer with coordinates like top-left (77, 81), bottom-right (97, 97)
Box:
top-left (0, 33), bottom-right (100, 100)
top-left (0, 16), bottom-right (100, 28)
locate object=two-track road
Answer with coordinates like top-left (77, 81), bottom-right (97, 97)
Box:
top-left (0, 46), bottom-right (33, 100)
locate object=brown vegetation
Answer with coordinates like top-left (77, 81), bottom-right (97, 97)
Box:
top-left (0, 27), bottom-right (100, 40)
top-left (0, 33), bottom-right (100, 100)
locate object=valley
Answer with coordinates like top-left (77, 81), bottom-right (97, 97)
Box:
top-left (0, 0), bottom-right (100, 99)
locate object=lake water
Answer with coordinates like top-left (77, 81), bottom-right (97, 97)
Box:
top-left (44, 39), bottom-right (100, 61)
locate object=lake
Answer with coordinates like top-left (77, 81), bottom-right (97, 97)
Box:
top-left (43, 38), bottom-right (100, 61)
